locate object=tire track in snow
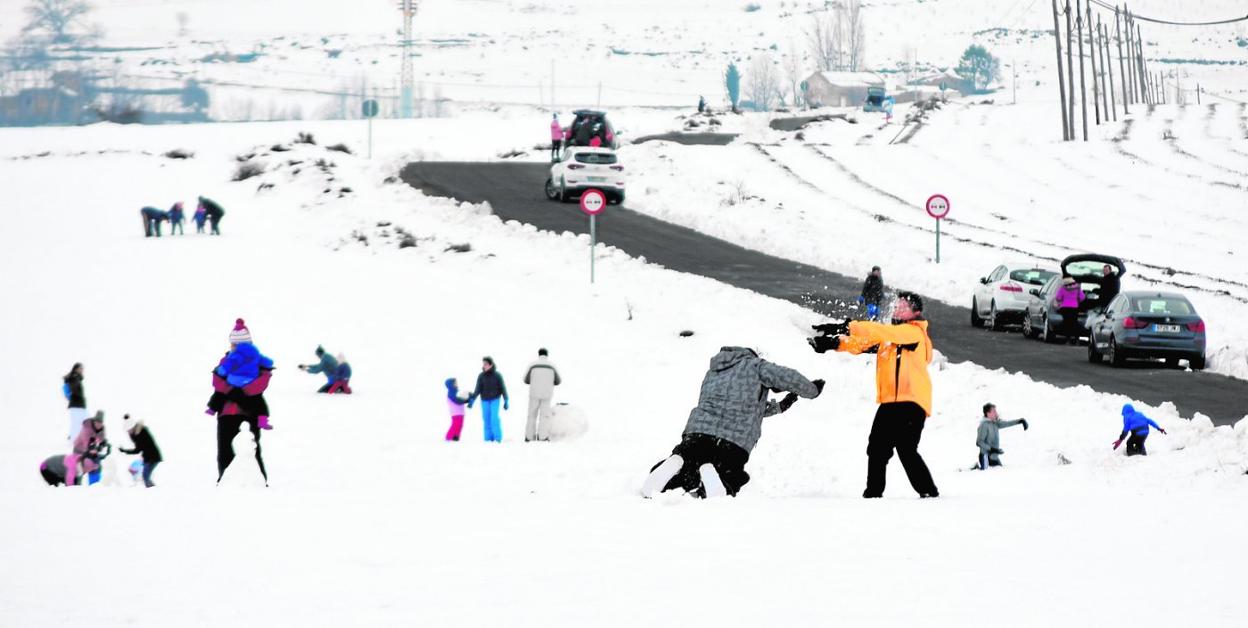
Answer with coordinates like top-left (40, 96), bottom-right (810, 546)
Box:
top-left (764, 144), bottom-right (1248, 305)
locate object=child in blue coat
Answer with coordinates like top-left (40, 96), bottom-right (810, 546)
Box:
top-left (1113, 404), bottom-right (1167, 456)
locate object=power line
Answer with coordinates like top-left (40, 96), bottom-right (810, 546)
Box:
top-left (1087, 0), bottom-right (1248, 26)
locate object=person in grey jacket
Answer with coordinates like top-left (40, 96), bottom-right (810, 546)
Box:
top-left (523, 348), bottom-right (562, 442)
top-left (976, 403), bottom-right (1029, 469)
top-left (641, 347), bottom-right (824, 498)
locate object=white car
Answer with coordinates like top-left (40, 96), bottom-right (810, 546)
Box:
top-left (544, 146), bottom-right (625, 204)
top-left (971, 262), bottom-right (1059, 330)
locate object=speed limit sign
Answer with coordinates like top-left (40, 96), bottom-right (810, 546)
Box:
top-left (580, 189), bottom-right (606, 216)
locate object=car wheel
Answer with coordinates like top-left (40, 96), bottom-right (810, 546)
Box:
top-left (988, 302), bottom-right (1004, 331)
top-left (1022, 313), bottom-right (1038, 339)
top-left (971, 298), bottom-right (984, 328)
top-left (544, 177), bottom-right (560, 201)
top-left (1087, 335), bottom-right (1102, 363)
top-left (1041, 314), bottom-right (1057, 343)
top-left (1108, 336), bottom-right (1125, 367)
top-left (1189, 355), bottom-right (1206, 371)
top-left (614, 191), bottom-right (626, 205)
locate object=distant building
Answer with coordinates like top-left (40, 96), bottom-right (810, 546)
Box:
top-left (801, 71), bottom-right (885, 108)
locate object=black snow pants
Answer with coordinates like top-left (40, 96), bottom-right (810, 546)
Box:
top-left (217, 415), bottom-right (268, 484)
top-left (865, 402), bottom-right (939, 497)
top-left (651, 433), bottom-right (751, 497)
top-left (1126, 431), bottom-right (1148, 456)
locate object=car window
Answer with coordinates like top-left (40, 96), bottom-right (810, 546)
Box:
top-left (1107, 295), bottom-right (1125, 314)
top-left (574, 152), bottom-right (618, 165)
top-left (1042, 276), bottom-right (1059, 295)
top-left (1009, 269), bottom-right (1057, 286)
top-left (1066, 260), bottom-right (1108, 277)
top-left (1130, 297), bottom-right (1193, 316)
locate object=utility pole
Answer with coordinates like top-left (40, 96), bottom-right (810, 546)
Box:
top-left (1051, 0), bottom-right (1071, 140)
top-left (1085, 1), bottom-right (1099, 126)
top-left (1136, 24), bottom-right (1148, 105)
top-left (1123, 6), bottom-right (1133, 113)
top-left (1125, 8), bottom-right (1136, 104)
top-left (1066, 0), bottom-right (1076, 137)
top-left (1197, 83), bottom-right (1201, 105)
top-left (1012, 59), bottom-right (1017, 105)
top-left (1102, 21), bottom-right (1117, 121)
top-left (399, 0), bottom-right (417, 119)
top-left (1076, 0), bottom-right (1088, 140)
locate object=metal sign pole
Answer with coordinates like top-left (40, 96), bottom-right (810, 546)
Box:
top-left (936, 218), bottom-right (941, 263)
top-left (368, 115), bottom-right (373, 159)
top-left (590, 215), bottom-right (597, 283)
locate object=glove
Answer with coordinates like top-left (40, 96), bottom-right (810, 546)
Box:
top-left (467, 400), bottom-right (474, 409)
top-left (504, 400), bottom-right (510, 411)
top-left (1158, 428), bottom-right (1167, 435)
top-left (777, 392), bottom-right (799, 412)
top-left (1020, 419), bottom-right (1030, 431)
top-left (1112, 439), bottom-right (1123, 450)
top-left (856, 296), bottom-right (865, 305)
top-left (812, 379), bottom-right (826, 396)
top-left (812, 321), bottom-right (850, 337)
top-left (808, 335), bottom-right (840, 354)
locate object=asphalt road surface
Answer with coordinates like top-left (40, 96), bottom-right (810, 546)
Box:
top-left (401, 161), bottom-right (1248, 425)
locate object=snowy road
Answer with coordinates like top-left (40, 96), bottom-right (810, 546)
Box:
top-left (401, 161), bottom-right (1248, 424)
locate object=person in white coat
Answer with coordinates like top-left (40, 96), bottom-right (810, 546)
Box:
top-left (523, 348), bottom-right (562, 442)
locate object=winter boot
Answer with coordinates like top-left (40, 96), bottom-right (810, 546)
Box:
top-left (699, 463), bottom-right (728, 499)
top-left (641, 455), bottom-right (683, 498)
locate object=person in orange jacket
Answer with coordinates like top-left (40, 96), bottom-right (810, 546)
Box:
top-left (809, 291), bottom-right (940, 499)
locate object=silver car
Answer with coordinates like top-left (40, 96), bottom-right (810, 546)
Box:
top-left (1087, 291), bottom-right (1207, 370)
top-left (971, 263), bottom-right (1058, 330)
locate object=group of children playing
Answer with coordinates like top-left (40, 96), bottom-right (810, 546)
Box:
top-left (140, 196), bottom-right (225, 237)
top-left (42, 404), bottom-right (164, 488)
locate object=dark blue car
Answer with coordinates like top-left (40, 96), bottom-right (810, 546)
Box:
top-left (1087, 291), bottom-right (1206, 370)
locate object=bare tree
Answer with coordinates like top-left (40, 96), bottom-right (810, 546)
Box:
top-left (746, 54), bottom-right (782, 111)
top-left (845, 0), bottom-right (866, 72)
top-left (22, 0), bottom-right (94, 45)
top-left (807, 12), bottom-right (842, 72)
top-left (807, 2), bottom-right (865, 72)
top-left (782, 41), bottom-right (805, 108)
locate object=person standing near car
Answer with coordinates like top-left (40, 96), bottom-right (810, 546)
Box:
top-left (549, 113), bottom-right (563, 162)
top-left (1053, 276), bottom-right (1086, 344)
top-left (1099, 264), bottom-right (1120, 310)
top-left (858, 266), bottom-right (885, 320)
top-left (814, 292), bottom-right (940, 499)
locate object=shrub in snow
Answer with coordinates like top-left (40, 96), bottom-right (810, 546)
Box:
top-left (326, 143), bottom-right (353, 155)
top-left (295, 132), bottom-right (316, 145)
top-left (163, 149), bottom-right (194, 159)
top-left (743, 3), bottom-right (761, 12)
top-left (233, 160), bottom-right (265, 181)
top-left (444, 243), bottom-right (471, 253)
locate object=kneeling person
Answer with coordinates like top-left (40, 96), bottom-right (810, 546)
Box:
top-left (641, 347), bottom-right (823, 498)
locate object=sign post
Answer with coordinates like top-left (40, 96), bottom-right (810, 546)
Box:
top-left (925, 194), bottom-right (950, 263)
top-left (579, 189), bottom-right (607, 283)
top-left (362, 99), bottom-right (379, 159)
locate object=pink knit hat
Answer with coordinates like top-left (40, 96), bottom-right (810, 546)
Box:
top-left (229, 318), bottom-right (252, 344)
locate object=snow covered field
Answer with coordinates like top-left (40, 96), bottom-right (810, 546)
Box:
top-left (2, 119), bottom-right (1248, 627)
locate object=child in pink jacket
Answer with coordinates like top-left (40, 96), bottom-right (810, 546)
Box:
top-left (444, 378), bottom-right (470, 441)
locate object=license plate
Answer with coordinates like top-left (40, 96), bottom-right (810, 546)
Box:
top-left (1153, 324), bottom-right (1180, 333)
top-left (588, 176), bottom-right (607, 182)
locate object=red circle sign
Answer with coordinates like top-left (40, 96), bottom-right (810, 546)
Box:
top-left (580, 189), bottom-right (606, 216)
top-left (925, 194), bottom-right (950, 219)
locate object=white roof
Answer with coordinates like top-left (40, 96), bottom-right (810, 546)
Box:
top-left (812, 71), bottom-right (885, 87)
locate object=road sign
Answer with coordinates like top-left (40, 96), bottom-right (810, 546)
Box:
top-left (580, 189), bottom-right (606, 216)
top-left (362, 99), bottom-right (379, 118)
top-left (925, 194), bottom-right (950, 263)
top-left (925, 194), bottom-right (950, 219)
top-left (580, 189), bottom-right (607, 283)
